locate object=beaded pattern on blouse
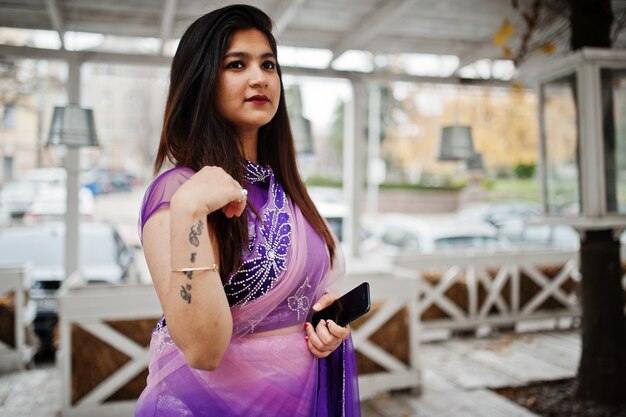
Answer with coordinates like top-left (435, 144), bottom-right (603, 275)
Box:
top-left (244, 161), bottom-right (272, 183)
top-left (152, 317), bottom-right (175, 354)
top-left (224, 162), bottom-right (293, 306)
top-left (287, 276), bottom-right (311, 320)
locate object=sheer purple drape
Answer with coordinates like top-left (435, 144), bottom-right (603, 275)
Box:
top-left (135, 164), bottom-right (361, 417)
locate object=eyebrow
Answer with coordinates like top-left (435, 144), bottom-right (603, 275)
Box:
top-left (223, 51), bottom-right (275, 60)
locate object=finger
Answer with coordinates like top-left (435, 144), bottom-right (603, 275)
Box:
top-left (221, 200), bottom-right (246, 218)
top-left (316, 320), bottom-right (339, 346)
top-left (306, 321), bottom-right (331, 352)
top-left (234, 199), bottom-right (247, 217)
top-left (224, 179), bottom-right (245, 203)
top-left (221, 181), bottom-right (247, 215)
top-left (305, 322), bottom-right (325, 350)
top-left (327, 320), bottom-right (350, 339)
top-left (223, 201), bottom-right (239, 218)
top-left (312, 292), bottom-right (339, 311)
top-left (222, 206), bottom-right (234, 218)
top-left (306, 339), bottom-right (329, 358)
top-left (229, 187), bottom-right (247, 216)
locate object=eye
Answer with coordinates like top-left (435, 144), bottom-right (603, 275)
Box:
top-left (262, 61), bottom-right (276, 70)
top-left (226, 61), bottom-right (244, 69)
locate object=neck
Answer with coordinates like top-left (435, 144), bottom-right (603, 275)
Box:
top-left (239, 128), bottom-right (258, 163)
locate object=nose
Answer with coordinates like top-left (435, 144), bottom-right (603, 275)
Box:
top-left (249, 65), bottom-right (268, 88)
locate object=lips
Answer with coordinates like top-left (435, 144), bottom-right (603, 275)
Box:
top-left (246, 95), bottom-right (269, 104)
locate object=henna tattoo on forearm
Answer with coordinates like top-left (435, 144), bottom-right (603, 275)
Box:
top-left (188, 220), bottom-right (204, 247)
top-left (180, 227), bottom-right (201, 303)
top-left (180, 284), bottom-right (192, 303)
top-left (180, 252), bottom-right (196, 303)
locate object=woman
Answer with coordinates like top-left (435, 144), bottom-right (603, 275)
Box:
top-left (135, 4), bottom-right (360, 417)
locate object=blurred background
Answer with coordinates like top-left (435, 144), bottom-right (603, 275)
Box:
top-left (0, 0), bottom-right (623, 364)
top-left (0, 1), bottom-right (625, 416)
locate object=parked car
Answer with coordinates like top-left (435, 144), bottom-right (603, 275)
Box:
top-left (22, 185), bottom-right (95, 224)
top-left (497, 218), bottom-right (580, 250)
top-left (0, 199), bottom-right (9, 227)
top-left (309, 187), bottom-right (348, 242)
top-left (0, 168), bottom-right (66, 218)
top-left (456, 201), bottom-right (542, 228)
top-left (0, 221), bottom-right (136, 355)
top-left (361, 213), bottom-right (505, 256)
top-left (0, 181), bottom-right (39, 219)
top-left (82, 168), bottom-right (135, 195)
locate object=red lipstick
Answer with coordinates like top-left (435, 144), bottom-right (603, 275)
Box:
top-left (246, 95), bottom-right (269, 104)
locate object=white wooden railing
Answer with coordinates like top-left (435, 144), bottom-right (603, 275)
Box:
top-left (56, 271), bottom-right (420, 414)
top-left (56, 248), bottom-right (626, 413)
top-left (393, 249), bottom-right (586, 335)
top-left (0, 264), bottom-right (36, 371)
top-left (57, 275), bottom-right (161, 417)
top-left (339, 272), bottom-right (420, 400)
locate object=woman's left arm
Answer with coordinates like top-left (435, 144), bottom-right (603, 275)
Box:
top-left (304, 292), bottom-right (351, 358)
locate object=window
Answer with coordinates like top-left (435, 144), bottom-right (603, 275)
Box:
top-left (1, 103), bottom-right (16, 130)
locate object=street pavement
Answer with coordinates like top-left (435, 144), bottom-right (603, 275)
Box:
top-left (0, 364), bottom-right (60, 417)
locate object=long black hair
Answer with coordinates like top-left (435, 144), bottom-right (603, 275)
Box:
top-left (154, 4), bottom-right (336, 279)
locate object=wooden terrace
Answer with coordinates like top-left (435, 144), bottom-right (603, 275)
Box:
top-left (0, 326), bottom-right (580, 417)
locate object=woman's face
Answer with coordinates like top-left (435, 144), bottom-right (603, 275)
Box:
top-left (216, 28), bottom-right (281, 136)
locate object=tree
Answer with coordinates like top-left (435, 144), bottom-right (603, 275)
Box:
top-left (568, 0), bottom-right (626, 404)
top-left (504, 0), bottom-right (626, 404)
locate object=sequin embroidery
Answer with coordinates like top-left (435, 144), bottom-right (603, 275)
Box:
top-left (225, 162), bottom-right (292, 306)
top-left (287, 276), bottom-right (311, 320)
top-left (244, 161), bottom-right (271, 183)
top-left (247, 314), bottom-right (263, 333)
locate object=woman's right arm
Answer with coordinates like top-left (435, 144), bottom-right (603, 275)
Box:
top-left (142, 166), bottom-right (246, 370)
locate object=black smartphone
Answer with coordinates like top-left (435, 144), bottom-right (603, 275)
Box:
top-left (311, 282), bottom-right (371, 327)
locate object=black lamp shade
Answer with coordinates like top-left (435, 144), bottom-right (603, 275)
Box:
top-left (47, 106), bottom-right (99, 148)
top-left (437, 125), bottom-right (475, 161)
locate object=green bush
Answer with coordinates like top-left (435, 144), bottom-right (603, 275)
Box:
top-left (304, 176), bottom-right (465, 191)
top-left (513, 163), bottom-right (536, 179)
top-left (481, 177), bottom-right (496, 190)
top-left (304, 176), bottom-right (343, 188)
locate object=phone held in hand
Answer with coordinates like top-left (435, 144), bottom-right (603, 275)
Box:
top-left (311, 282), bottom-right (371, 328)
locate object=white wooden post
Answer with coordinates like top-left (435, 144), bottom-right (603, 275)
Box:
top-left (64, 57), bottom-right (82, 280)
top-left (343, 78), bottom-right (366, 258)
top-left (577, 60), bottom-right (605, 216)
top-left (367, 82), bottom-right (382, 215)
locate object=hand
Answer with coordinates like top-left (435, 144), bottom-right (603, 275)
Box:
top-left (304, 292), bottom-right (350, 358)
top-left (172, 166), bottom-right (247, 218)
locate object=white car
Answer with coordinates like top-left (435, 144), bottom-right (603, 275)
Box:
top-left (0, 221), bottom-right (136, 355)
top-left (0, 199), bottom-right (9, 227)
top-left (23, 185), bottom-right (95, 224)
top-left (308, 186), bottom-right (348, 242)
top-left (0, 181), bottom-right (40, 218)
top-left (456, 201), bottom-right (542, 228)
top-left (498, 218), bottom-right (626, 260)
top-left (0, 168), bottom-right (67, 218)
top-left (21, 167), bottom-right (66, 185)
top-left (362, 213), bottom-right (504, 256)
top-left (497, 218), bottom-right (580, 250)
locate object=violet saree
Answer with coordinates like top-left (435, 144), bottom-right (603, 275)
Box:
top-left (135, 161), bottom-right (361, 417)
